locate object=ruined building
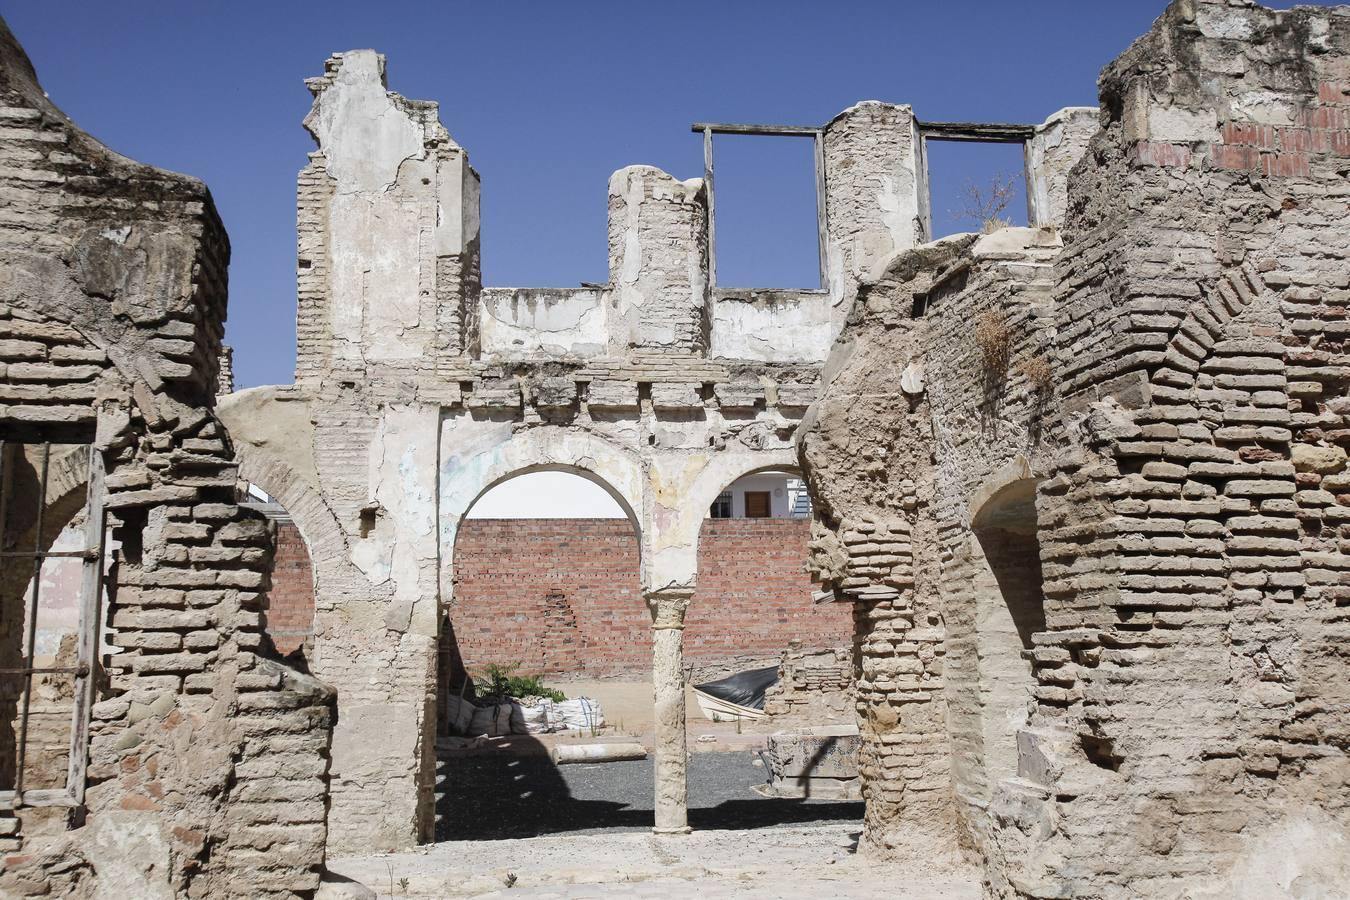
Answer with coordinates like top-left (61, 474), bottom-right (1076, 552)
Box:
top-left (1, 0), bottom-right (1348, 897)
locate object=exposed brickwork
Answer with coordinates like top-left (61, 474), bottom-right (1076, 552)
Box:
top-left (800, 2), bottom-right (1350, 895)
top-left (451, 519), bottom-right (647, 675)
top-left (687, 518), bottom-right (851, 663)
top-left (0, 19), bottom-right (333, 898)
top-left (451, 518), bottom-right (848, 676)
top-left (263, 522), bottom-right (314, 655)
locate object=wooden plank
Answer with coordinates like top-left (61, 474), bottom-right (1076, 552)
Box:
top-left (66, 445), bottom-right (105, 808)
top-left (690, 122), bottom-right (821, 137)
top-left (0, 788), bottom-right (80, 811)
top-left (918, 121), bottom-right (1037, 143)
top-left (813, 131), bottom-right (828, 290)
top-left (704, 127), bottom-right (717, 289)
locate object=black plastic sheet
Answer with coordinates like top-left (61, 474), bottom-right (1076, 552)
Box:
top-left (693, 665), bottom-right (780, 711)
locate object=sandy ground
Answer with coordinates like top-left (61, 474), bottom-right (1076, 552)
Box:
top-left (537, 679), bottom-right (849, 753)
top-left (327, 822), bottom-right (982, 899)
top-left (553, 679), bottom-right (749, 742)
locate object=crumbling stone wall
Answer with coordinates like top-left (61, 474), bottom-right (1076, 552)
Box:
top-left (762, 646), bottom-right (854, 724)
top-left (800, 1), bottom-right (1350, 896)
top-left (0, 17), bottom-right (333, 898)
top-left (217, 25), bottom-right (1130, 854)
top-left (988, 3), bottom-right (1350, 895)
top-left (799, 228), bottom-right (1065, 862)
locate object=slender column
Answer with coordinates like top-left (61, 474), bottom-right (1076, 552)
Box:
top-left (648, 587), bottom-right (693, 834)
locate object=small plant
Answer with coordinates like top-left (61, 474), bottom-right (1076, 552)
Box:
top-left (1016, 354), bottom-right (1054, 393)
top-left (398, 877), bottom-right (410, 894)
top-left (477, 662), bottom-right (567, 703)
top-left (973, 309), bottom-right (1011, 376)
top-left (504, 871), bottom-right (518, 888)
top-left (954, 173), bottom-right (1020, 233)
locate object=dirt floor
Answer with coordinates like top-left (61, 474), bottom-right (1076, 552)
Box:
top-left (326, 822), bottom-right (982, 899)
top-left (435, 751), bottom-right (859, 841)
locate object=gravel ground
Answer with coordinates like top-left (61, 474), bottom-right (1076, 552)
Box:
top-left (329, 822), bottom-right (981, 900)
top-left (436, 750), bottom-right (862, 840)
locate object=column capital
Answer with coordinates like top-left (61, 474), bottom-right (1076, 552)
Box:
top-left (644, 586), bottom-right (694, 629)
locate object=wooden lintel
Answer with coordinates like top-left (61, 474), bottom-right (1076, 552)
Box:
top-left (918, 121), bottom-right (1037, 143)
top-left (690, 122), bottom-right (822, 137)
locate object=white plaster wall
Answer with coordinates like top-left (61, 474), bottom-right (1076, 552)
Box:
top-left (1025, 107), bottom-right (1098, 229)
top-left (822, 101), bottom-right (924, 332)
top-left (304, 49), bottom-right (476, 370)
top-left (479, 288), bottom-right (608, 357)
top-left (718, 472), bottom-right (796, 518)
top-left (710, 291), bottom-right (835, 363)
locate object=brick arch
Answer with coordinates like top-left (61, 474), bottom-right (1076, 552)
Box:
top-left (1150, 262), bottom-right (1266, 391)
top-left (672, 449), bottom-right (801, 588)
top-left (231, 447), bottom-right (349, 577)
top-left (444, 432), bottom-right (648, 679)
top-left (440, 428), bottom-right (646, 594)
top-left (230, 444), bottom-right (356, 656)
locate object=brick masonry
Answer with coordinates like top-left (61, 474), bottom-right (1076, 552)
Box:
top-left (0, 19), bottom-right (334, 898)
top-left (450, 518), bottom-right (850, 676)
top-left (799, 2), bottom-right (1350, 896)
top-left (264, 522), bottom-right (314, 656)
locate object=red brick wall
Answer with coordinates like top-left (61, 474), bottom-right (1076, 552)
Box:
top-left (686, 518), bottom-right (851, 662)
top-left (451, 519), bottom-right (648, 675)
top-left (450, 517), bottom-right (851, 676)
top-left (264, 521), bottom-right (314, 655)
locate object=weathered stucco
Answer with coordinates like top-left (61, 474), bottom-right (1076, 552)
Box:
top-left (10, 3), bottom-right (1348, 896)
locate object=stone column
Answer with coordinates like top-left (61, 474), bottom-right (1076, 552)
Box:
top-left (647, 587), bottom-right (693, 834)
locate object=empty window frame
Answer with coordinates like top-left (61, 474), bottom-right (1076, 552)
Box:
top-left (693, 123), bottom-right (828, 291)
top-left (916, 121), bottom-right (1037, 242)
top-left (0, 440), bottom-right (106, 813)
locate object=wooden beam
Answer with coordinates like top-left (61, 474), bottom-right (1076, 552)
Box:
top-left (813, 131), bottom-right (828, 290)
top-left (918, 121), bottom-right (1037, 143)
top-left (703, 127), bottom-right (717, 289)
top-left (690, 122), bottom-right (822, 137)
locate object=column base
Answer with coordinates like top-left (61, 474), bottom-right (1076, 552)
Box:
top-left (652, 826), bottom-right (693, 835)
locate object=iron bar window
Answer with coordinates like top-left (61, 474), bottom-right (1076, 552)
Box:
top-left (0, 440), bottom-right (107, 813)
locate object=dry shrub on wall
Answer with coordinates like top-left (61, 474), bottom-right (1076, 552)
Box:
top-left (1016, 354), bottom-right (1054, 393)
top-left (973, 309), bottom-right (1011, 377)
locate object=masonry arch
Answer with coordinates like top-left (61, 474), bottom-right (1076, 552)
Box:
top-left (229, 448), bottom-right (349, 661)
top-left (0, 443), bottom-right (93, 795)
top-left (964, 460), bottom-right (1047, 796)
top-left (449, 466), bottom-right (645, 680)
top-left (439, 428), bottom-right (646, 594)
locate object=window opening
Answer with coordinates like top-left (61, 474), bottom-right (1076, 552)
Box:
top-left (709, 492), bottom-right (732, 519)
top-left (0, 440), bottom-right (107, 813)
top-left (919, 121), bottom-right (1035, 241)
top-left (693, 123), bottom-right (828, 291)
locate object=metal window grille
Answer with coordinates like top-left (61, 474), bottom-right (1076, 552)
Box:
top-left (0, 440), bottom-right (106, 813)
top-left (710, 491), bottom-right (733, 519)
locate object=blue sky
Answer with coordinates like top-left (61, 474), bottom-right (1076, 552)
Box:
top-left (5, 1), bottom-right (1327, 388)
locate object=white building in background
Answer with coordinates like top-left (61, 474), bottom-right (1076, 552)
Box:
top-left (709, 471), bottom-right (811, 519)
top-left (457, 469), bottom-right (812, 520)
